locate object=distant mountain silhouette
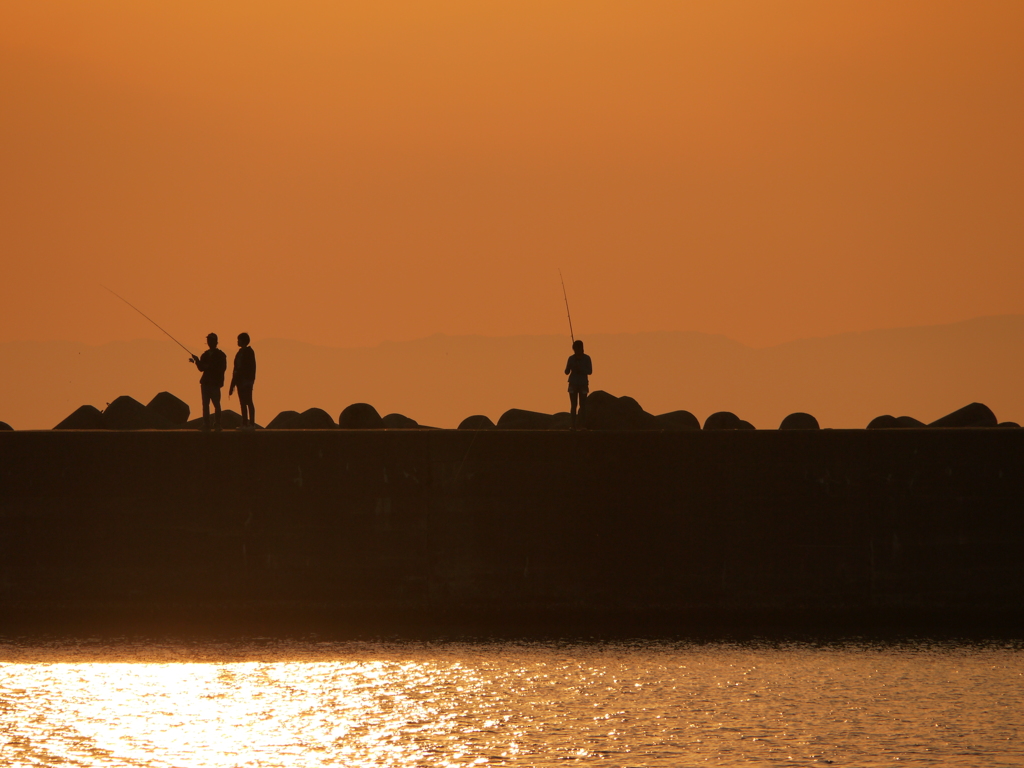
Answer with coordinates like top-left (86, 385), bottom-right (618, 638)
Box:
top-left (3, 316), bottom-right (1022, 430)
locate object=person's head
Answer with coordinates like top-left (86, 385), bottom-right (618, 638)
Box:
top-left (207, 333), bottom-right (218, 349)
top-left (572, 339), bottom-right (584, 354)
top-left (237, 332), bottom-right (250, 347)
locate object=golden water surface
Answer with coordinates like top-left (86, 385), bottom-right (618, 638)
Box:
top-left (1, 640), bottom-right (1021, 767)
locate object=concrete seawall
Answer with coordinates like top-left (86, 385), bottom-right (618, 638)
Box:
top-left (2, 430), bottom-right (1023, 638)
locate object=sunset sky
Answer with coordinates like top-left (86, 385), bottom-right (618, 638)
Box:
top-left (3, 1), bottom-right (1023, 352)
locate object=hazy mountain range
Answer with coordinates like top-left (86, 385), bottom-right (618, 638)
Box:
top-left (2, 316), bottom-right (1022, 430)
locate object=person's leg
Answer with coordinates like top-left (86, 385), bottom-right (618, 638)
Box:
top-left (201, 388), bottom-right (212, 430)
top-left (239, 384), bottom-right (254, 427)
top-left (237, 386), bottom-right (247, 427)
top-left (578, 391), bottom-right (588, 429)
top-left (211, 388), bottom-right (222, 429)
top-left (569, 391), bottom-right (579, 430)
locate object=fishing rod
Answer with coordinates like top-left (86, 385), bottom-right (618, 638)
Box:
top-left (558, 268), bottom-right (575, 344)
top-left (101, 284), bottom-right (197, 358)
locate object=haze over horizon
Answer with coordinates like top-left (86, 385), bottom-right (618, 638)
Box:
top-left (3, 1), bottom-right (1024, 354)
top-left (3, 314), bottom-right (1022, 431)
top-left (2, 1), bottom-right (1022, 437)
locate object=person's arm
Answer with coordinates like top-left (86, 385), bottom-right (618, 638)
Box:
top-left (565, 356), bottom-right (573, 376)
top-left (193, 352), bottom-right (205, 371)
top-left (585, 356), bottom-right (593, 375)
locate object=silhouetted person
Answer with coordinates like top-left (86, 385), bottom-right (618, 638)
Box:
top-left (565, 339), bottom-right (592, 430)
top-left (190, 333), bottom-right (227, 430)
top-left (229, 332), bottom-right (257, 429)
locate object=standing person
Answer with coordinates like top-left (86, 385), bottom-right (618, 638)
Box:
top-left (229, 332), bottom-right (257, 430)
top-left (565, 339), bottom-right (593, 430)
top-left (190, 333), bottom-right (228, 430)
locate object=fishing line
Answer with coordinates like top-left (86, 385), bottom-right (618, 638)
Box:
top-left (100, 284), bottom-right (196, 357)
top-left (558, 268), bottom-right (575, 344)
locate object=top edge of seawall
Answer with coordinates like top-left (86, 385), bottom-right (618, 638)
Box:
top-left (1, 427), bottom-right (1021, 435)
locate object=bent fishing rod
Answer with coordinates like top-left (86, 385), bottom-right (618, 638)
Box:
top-left (101, 284), bottom-right (197, 358)
top-left (559, 268), bottom-right (575, 344)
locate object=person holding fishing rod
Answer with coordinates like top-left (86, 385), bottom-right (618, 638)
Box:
top-left (190, 333), bottom-right (228, 431)
top-left (102, 285), bottom-right (226, 431)
top-left (565, 340), bottom-right (592, 430)
top-left (559, 270), bottom-right (592, 430)
top-left (102, 286), bottom-right (241, 432)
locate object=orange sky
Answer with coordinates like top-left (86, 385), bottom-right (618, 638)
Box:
top-left (2, 1), bottom-right (1023, 351)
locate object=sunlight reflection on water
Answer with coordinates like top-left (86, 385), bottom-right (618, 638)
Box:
top-left (1, 640), bottom-right (1022, 767)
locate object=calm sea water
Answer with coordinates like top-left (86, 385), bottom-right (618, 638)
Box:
top-left (1, 639), bottom-right (1021, 767)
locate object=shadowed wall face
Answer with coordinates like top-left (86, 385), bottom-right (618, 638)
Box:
top-left (2, 430), bottom-right (1024, 637)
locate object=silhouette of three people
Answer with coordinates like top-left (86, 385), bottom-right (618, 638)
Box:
top-left (188, 331), bottom-right (593, 432)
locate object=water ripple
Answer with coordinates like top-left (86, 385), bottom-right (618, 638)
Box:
top-left (0, 640), bottom-right (1022, 766)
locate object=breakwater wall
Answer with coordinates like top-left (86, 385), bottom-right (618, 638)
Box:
top-left (2, 430), bottom-right (1023, 638)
